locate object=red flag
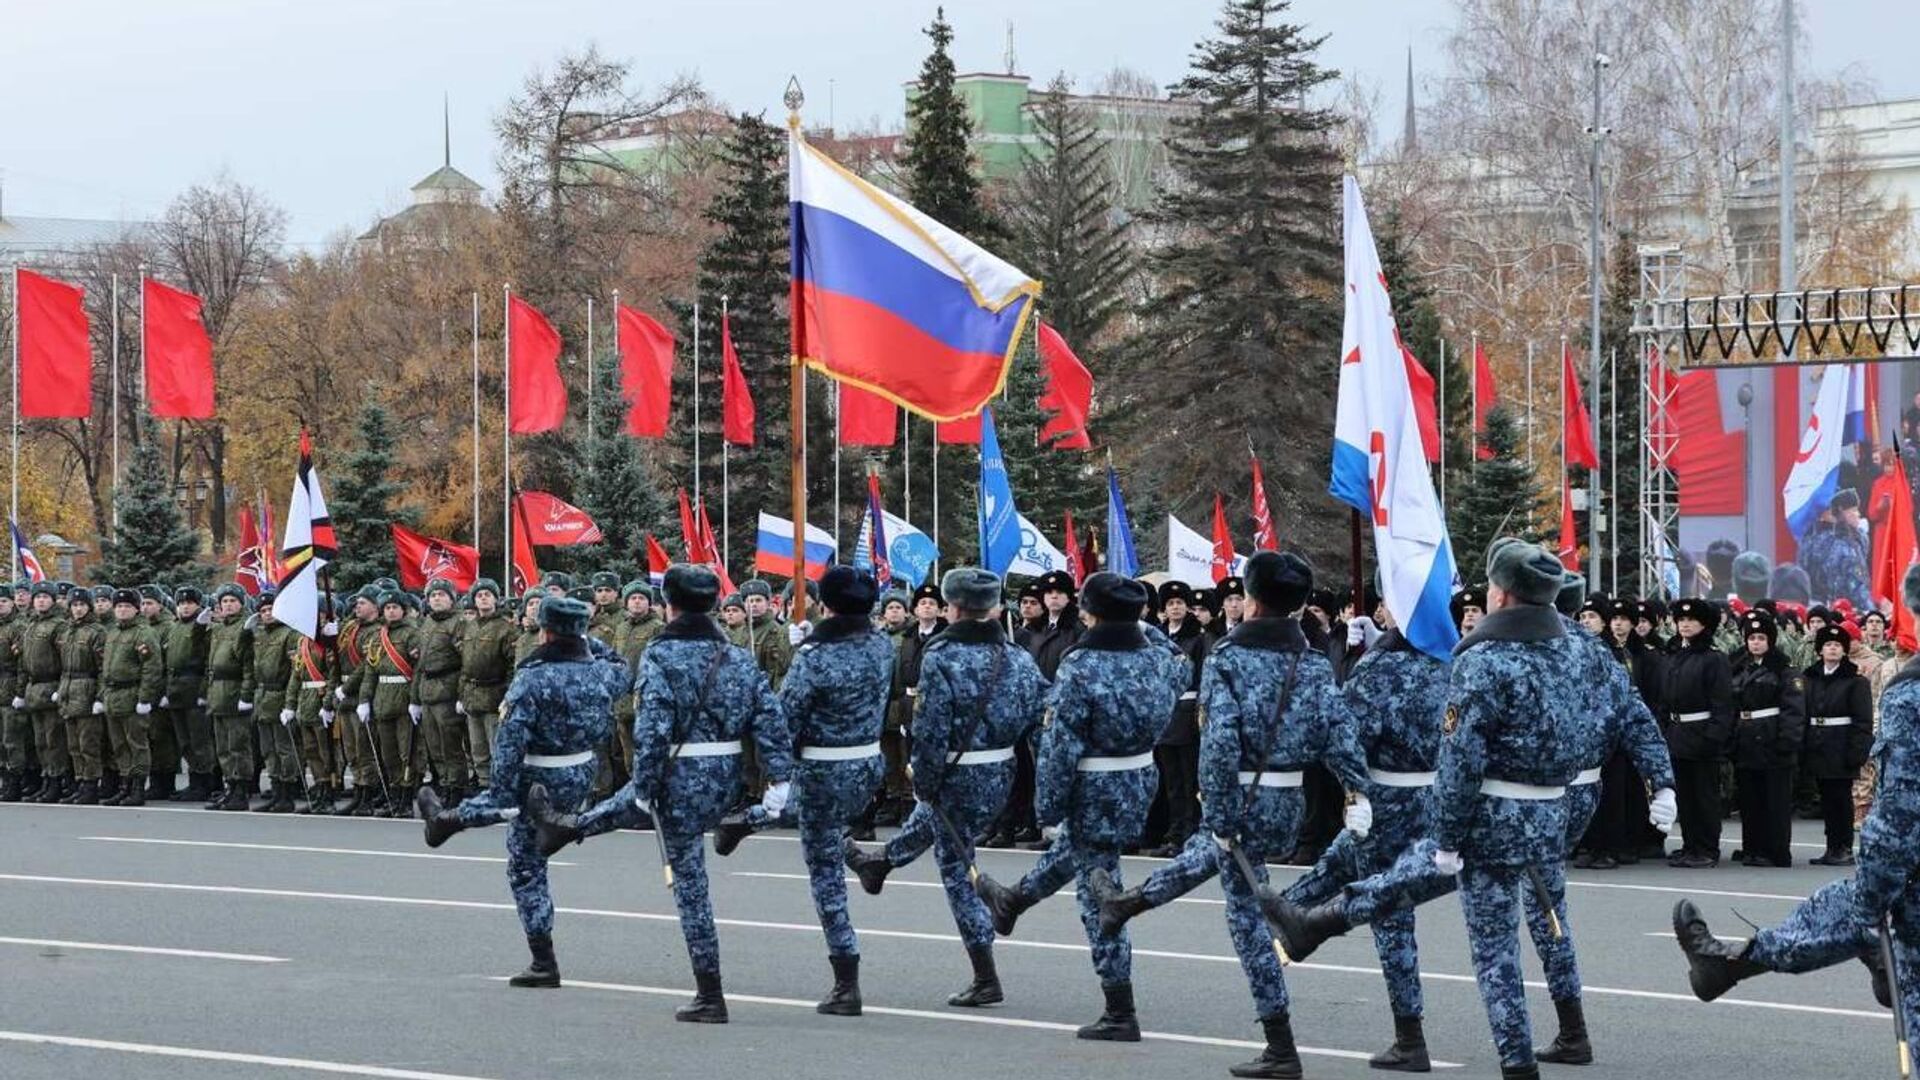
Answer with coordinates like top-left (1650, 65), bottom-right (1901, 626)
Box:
top-left (391, 523), bottom-right (480, 593)
top-left (645, 533), bottom-right (673, 583)
top-left (839, 384), bottom-right (898, 447)
top-left (17, 269), bottom-right (91, 418)
top-left (258, 492), bottom-right (283, 586)
top-left (234, 504), bottom-right (265, 596)
top-left (1250, 452), bottom-right (1278, 552)
top-left (616, 304), bottom-right (673, 438)
top-left (695, 499), bottom-right (736, 595)
top-left (514, 490), bottom-right (604, 546)
top-left (1402, 346), bottom-right (1441, 464)
top-left (937, 413), bottom-right (982, 445)
top-left (1871, 450), bottom-right (1919, 652)
top-left (143, 279), bottom-right (215, 419)
top-left (1210, 494), bottom-right (1236, 583)
top-left (1562, 343), bottom-right (1599, 470)
top-left (1473, 342), bottom-right (1498, 460)
top-left (508, 498), bottom-right (541, 597)
top-left (1037, 322), bottom-right (1092, 450)
top-left (677, 489), bottom-right (719, 565)
top-left (508, 295), bottom-right (566, 433)
top-left (1064, 512), bottom-right (1085, 586)
top-left (721, 313), bottom-right (755, 446)
top-left (1557, 480), bottom-right (1580, 572)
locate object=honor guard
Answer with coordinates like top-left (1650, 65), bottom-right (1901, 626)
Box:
top-left (248, 592), bottom-right (302, 812)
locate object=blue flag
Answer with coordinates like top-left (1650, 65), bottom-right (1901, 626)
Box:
top-left (1105, 466), bottom-right (1138, 578)
top-left (977, 408), bottom-right (1020, 575)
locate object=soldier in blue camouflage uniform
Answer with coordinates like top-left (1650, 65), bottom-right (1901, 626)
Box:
top-left (714, 566), bottom-right (892, 1016)
top-left (1673, 562), bottom-right (1920, 1028)
top-left (415, 596), bottom-right (625, 987)
top-left (529, 565), bottom-right (793, 1024)
top-left (844, 567), bottom-right (1047, 1008)
top-left (970, 572), bottom-right (1181, 1043)
top-left (1797, 489), bottom-right (1872, 611)
top-left (1091, 552), bottom-right (1371, 1077)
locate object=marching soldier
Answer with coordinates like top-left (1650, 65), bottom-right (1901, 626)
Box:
top-left (98, 589), bottom-right (163, 807)
top-left (0, 590), bottom-right (25, 801)
top-left (19, 583), bottom-right (70, 803)
top-left (204, 585), bottom-right (255, 811)
top-left (531, 565), bottom-right (792, 1024)
top-left (844, 567), bottom-right (1047, 1008)
top-left (459, 579), bottom-right (519, 790)
top-left (355, 591), bottom-right (423, 817)
top-left (248, 592), bottom-right (301, 812)
top-left (284, 606), bottom-right (339, 814)
top-left (972, 572), bottom-right (1182, 1043)
top-left (56, 588), bottom-right (109, 804)
top-left (416, 579), bottom-right (468, 798)
top-left (417, 595), bottom-right (628, 987)
top-left (160, 587), bottom-right (214, 803)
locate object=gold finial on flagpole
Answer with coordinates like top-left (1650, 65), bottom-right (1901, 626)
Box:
top-left (784, 76), bottom-right (804, 130)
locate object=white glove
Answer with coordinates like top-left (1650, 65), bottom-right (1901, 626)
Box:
top-left (279, 709), bottom-right (295, 725)
top-left (321, 621), bottom-right (339, 637)
top-left (787, 622), bottom-right (807, 646)
top-left (356, 703), bottom-right (370, 723)
top-left (1649, 787), bottom-right (1678, 833)
top-left (158, 695), bottom-right (170, 708)
top-left (1346, 618), bottom-right (1368, 647)
top-left (1343, 795), bottom-right (1373, 839)
top-left (632, 794), bottom-right (652, 815)
top-left (1041, 824), bottom-right (1060, 843)
top-left (9, 697), bottom-right (23, 709)
top-left (408, 704), bottom-right (423, 725)
top-left (334, 686), bottom-right (347, 703)
top-left (135, 702), bottom-right (152, 716)
top-left (319, 709), bottom-right (334, 728)
top-left (50, 691), bottom-right (59, 703)
top-left (195, 608), bottom-right (212, 626)
top-left (91, 700), bottom-right (105, 716)
top-left (196, 698), bottom-right (207, 707)
top-left (1211, 832), bottom-right (1233, 851)
top-left (455, 702), bottom-right (466, 716)
top-left (1433, 849), bottom-right (1464, 875)
top-left (759, 780), bottom-right (792, 817)
top-left (238, 700), bottom-right (253, 713)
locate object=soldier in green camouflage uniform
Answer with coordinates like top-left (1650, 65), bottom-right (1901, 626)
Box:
top-left (248, 593), bottom-right (301, 812)
top-left (19, 583), bottom-right (69, 802)
top-left (98, 589), bottom-right (163, 806)
top-left (204, 585), bottom-right (256, 811)
top-left (515, 594), bottom-right (545, 665)
top-left (0, 590), bottom-right (26, 801)
top-left (56, 590), bottom-right (108, 804)
top-left (416, 579), bottom-right (467, 797)
top-left (333, 590), bottom-right (383, 815)
top-left (458, 579), bottom-right (517, 787)
top-left (604, 581), bottom-right (662, 790)
top-left (136, 585), bottom-right (179, 799)
top-left (161, 587), bottom-right (215, 802)
top-left (285, 609), bottom-right (338, 813)
top-left (589, 571), bottom-right (621, 641)
top-left (355, 592), bottom-right (423, 816)
top-left (731, 581), bottom-right (793, 687)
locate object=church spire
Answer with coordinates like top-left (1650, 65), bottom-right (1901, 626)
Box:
top-left (1402, 47), bottom-right (1418, 155)
top-left (443, 92), bottom-right (451, 169)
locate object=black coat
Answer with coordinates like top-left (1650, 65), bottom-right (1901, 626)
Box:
top-left (1027, 610), bottom-right (1082, 681)
top-left (1157, 617), bottom-right (1209, 746)
top-left (1728, 650), bottom-right (1806, 770)
top-left (1658, 635), bottom-right (1735, 761)
top-left (1799, 659), bottom-right (1874, 779)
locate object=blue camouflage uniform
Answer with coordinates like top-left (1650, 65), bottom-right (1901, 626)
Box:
top-left (451, 635), bottom-right (626, 937)
top-left (766, 614), bottom-right (894, 958)
top-left (884, 619), bottom-right (1046, 947)
top-left (1005, 620), bottom-right (1181, 988)
top-left (574, 614), bottom-right (792, 977)
top-left (1282, 627), bottom-right (1444, 1023)
top-left (1798, 520), bottom-right (1871, 612)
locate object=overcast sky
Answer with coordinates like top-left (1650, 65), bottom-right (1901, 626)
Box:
top-left (5, 0), bottom-right (1914, 245)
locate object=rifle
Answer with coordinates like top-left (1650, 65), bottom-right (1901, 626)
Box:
top-left (1225, 650), bottom-right (1303, 963)
top-left (654, 644), bottom-right (730, 889)
top-left (1527, 867), bottom-right (1564, 940)
top-left (1885, 912), bottom-right (1911, 1079)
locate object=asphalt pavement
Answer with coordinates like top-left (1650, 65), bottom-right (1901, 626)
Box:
top-left (0, 800), bottom-right (1899, 1079)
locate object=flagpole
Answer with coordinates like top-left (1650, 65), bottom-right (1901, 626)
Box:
top-left (1525, 340), bottom-right (1536, 475)
top-left (9, 264), bottom-right (17, 582)
top-left (833, 380), bottom-right (842, 555)
top-left (1608, 345), bottom-right (1618, 594)
top-left (786, 84), bottom-right (809, 625)
top-left (902, 414), bottom-right (912, 524)
top-left (1559, 333), bottom-right (1568, 552)
top-left (721, 293), bottom-right (731, 571)
top-left (470, 290), bottom-right (480, 546)
top-left (503, 283), bottom-right (512, 589)
top-left (693, 297), bottom-right (702, 513)
top-left (1470, 332), bottom-right (1479, 495)
top-left (111, 272), bottom-right (120, 528)
top-left (932, 424), bottom-right (941, 556)
top-left (1437, 336), bottom-right (1447, 510)
top-left (586, 296), bottom-right (596, 476)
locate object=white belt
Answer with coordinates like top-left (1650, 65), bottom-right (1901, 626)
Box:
top-left (1237, 770), bottom-right (1305, 788)
top-left (673, 740), bottom-right (743, 757)
top-left (1739, 708), bottom-right (1781, 720)
top-left (378, 675), bottom-right (408, 685)
top-left (800, 741), bottom-right (881, 761)
top-left (300, 680), bottom-right (327, 690)
top-left (1809, 716), bottom-right (1854, 728)
top-left (1179, 690), bottom-right (1198, 701)
top-left (1570, 767), bottom-right (1603, 786)
top-left (1671, 711), bottom-right (1711, 723)
top-left (1077, 752), bottom-right (1155, 772)
top-left (949, 746), bottom-right (1015, 765)
top-left (525, 751), bottom-right (593, 768)
top-left (1480, 779), bottom-right (1566, 800)
top-left (1368, 767), bottom-right (1437, 788)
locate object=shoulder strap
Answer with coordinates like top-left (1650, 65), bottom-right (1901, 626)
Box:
top-left (1237, 649), bottom-right (1303, 818)
top-left (935, 645), bottom-right (1011, 795)
top-left (378, 626), bottom-right (415, 680)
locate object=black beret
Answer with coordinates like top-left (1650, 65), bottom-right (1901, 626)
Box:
top-left (1082, 572), bottom-right (1149, 621)
top-left (111, 588), bottom-right (140, 607)
top-left (1670, 597), bottom-right (1721, 633)
top-left (664, 565), bottom-right (721, 614)
top-left (942, 567), bottom-right (1001, 611)
top-left (820, 565), bottom-right (878, 615)
top-left (538, 596), bottom-right (592, 637)
top-left (1158, 580), bottom-right (1194, 606)
top-left (1245, 551), bottom-right (1313, 613)
top-left (1037, 570), bottom-right (1077, 599)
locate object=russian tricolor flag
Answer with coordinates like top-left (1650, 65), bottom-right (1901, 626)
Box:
top-left (789, 127), bottom-right (1040, 422)
top-left (754, 512), bottom-right (838, 582)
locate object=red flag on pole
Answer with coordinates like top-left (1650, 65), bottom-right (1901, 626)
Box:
top-left (1250, 452), bottom-right (1278, 552)
top-left (1473, 342), bottom-right (1498, 460)
top-left (1557, 480), bottom-right (1580, 572)
top-left (839, 383), bottom-right (897, 447)
top-left (17, 269), bottom-right (91, 418)
top-left (721, 312), bottom-right (755, 446)
top-left (234, 503), bottom-right (266, 596)
top-left (645, 533), bottom-right (672, 585)
top-left (1402, 346), bottom-right (1441, 463)
top-left (258, 491), bottom-right (283, 586)
top-left (508, 497), bottom-right (541, 597)
top-left (391, 523), bottom-right (481, 593)
top-left (1064, 512), bottom-right (1085, 586)
top-left (695, 499), bottom-right (736, 595)
top-left (513, 490), bottom-right (604, 546)
top-left (936, 412), bottom-right (982, 445)
top-left (508, 295), bottom-right (566, 433)
top-left (677, 489), bottom-right (707, 563)
top-left (1210, 494), bottom-right (1236, 583)
top-left (143, 278), bottom-right (215, 419)
top-left (1871, 448), bottom-right (1919, 652)
top-left (616, 304), bottom-right (674, 438)
top-left (1562, 343), bottom-right (1599, 469)
top-left (1037, 322), bottom-right (1092, 450)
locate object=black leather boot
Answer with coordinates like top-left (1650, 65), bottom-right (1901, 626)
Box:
top-left (203, 780), bottom-right (228, 810)
top-left (675, 969), bottom-right (728, 1023)
top-left (263, 785), bottom-right (296, 813)
top-left (843, 836), bottom-right (892, 895)
top-left (102, 777), bottom-right (128, 806)
top-left (217, 782), bottom-right (249, 811)
top-left (1076, 982), bottom-right (1141, 1041)
top-left (1370, 1013), bottom-right (1431, 1072)
top-left (418, 787), bottom-right (466, 848)
top-left (1089, 867), bottom-right (1149, 937)
top-left (711, 811), bottom-right (755, 857)
top-left (526, 783), bottom-right (583, 857)
top-left (120, 777), bottom-right (146, 808)
top-left (973, 873), bottom-right (1034, 937)
top-left (1865, 944), bottom-right (1893, 1008)
top-left (1260, 891), bottom-right (1351, 964)
top-left (817, 953), bottom-right (862, 1016)
top-left (0, 770), bottom-right (17, 803)
top-left (947, 944), bottom-right (1003, 1008)
top-left (391, 785), bottom-right (416, 819)
top-left (1533, 997), bottom-right (1591, 1064)
top-left (1673, 899), bottom-right (1765, 1002)
top-left (508, 932), bottom-right (560, 988)
top-left (68, 779), bottom-right (99, 805)
top-left (145, 771), bottom-right (174, 801)
top-left (1500, 1065), bottom-right (1541, 1080)
top-left (1230, 1011), bottom-right (1303, 1078)
top-left (174, 772), bottom-right (211, 802)
top-left (333, 787), bottom-right (365, 816)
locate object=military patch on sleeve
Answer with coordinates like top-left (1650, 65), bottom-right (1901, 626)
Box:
top-left (1196, 706), bottom-right (1207, 729)
top-left (1443, 705), bottom-right (1460, 735)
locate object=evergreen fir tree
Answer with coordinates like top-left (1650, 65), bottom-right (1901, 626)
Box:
top-left (1111, 0), bottom-right (1348, 572)
top-left (1449, 404), bottom-right (1548, 570)
top-left (572, 362), bottom-right (677, 583)
top-left (328, 404), bottom-right (414, 592)
top-left (94, 418), bottom-right (207, 586)
top-left (903, 7), bottom-right (996, 241)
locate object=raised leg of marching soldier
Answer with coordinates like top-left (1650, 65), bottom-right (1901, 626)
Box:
top-left (862, 797), bottom-right (1002, 1002)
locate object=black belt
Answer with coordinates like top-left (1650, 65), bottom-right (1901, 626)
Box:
top-left (464, 676), bottom-right (505, 687)
top-left (106, 681), bottom-right (141, 690)
top-left (422, 668), bottom-right (459, 679)
top-left (208, 674), bottom-right (242, 682)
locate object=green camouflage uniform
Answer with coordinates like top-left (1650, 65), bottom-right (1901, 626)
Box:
top-left (250, 619), bottom-right (300, 794)
top-left (283, 634), bottom-right (338, 803)
top-left (335, 617), bottom-right (377, 796)
top-left (19, 604), bottom-right (69, 783)
top-left (0, 608), bottom-right (26, 785)
top-left (158, 613), bottom-right (214, 791)
top-left (414, 608), bottom-right (466, 788)
top-left (57, 609), bottom-right (108, 783)
top-left (100, 614), bottom-right (163, 783)
top-left (607, 606), bottom-right (662, 785)
top-left (456, 610), bottom-right (517, 785)
top-left (204, 612), bottom-right (256, 786)
top-left (356, 618), bottom-right (423, 789)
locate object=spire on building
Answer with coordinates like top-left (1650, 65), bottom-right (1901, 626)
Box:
top-left (1004, 20), bottom-right (1017, 76)
top-left (443, 92), bottom-right (451, 169)
top-left (1402, 47), bottom-right (1418, 155)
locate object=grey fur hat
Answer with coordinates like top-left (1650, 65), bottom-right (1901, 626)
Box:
top-left (1488, 539), bottom-right (1565, 606)
top-left (941, 567), bottom-right (1001, 611)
